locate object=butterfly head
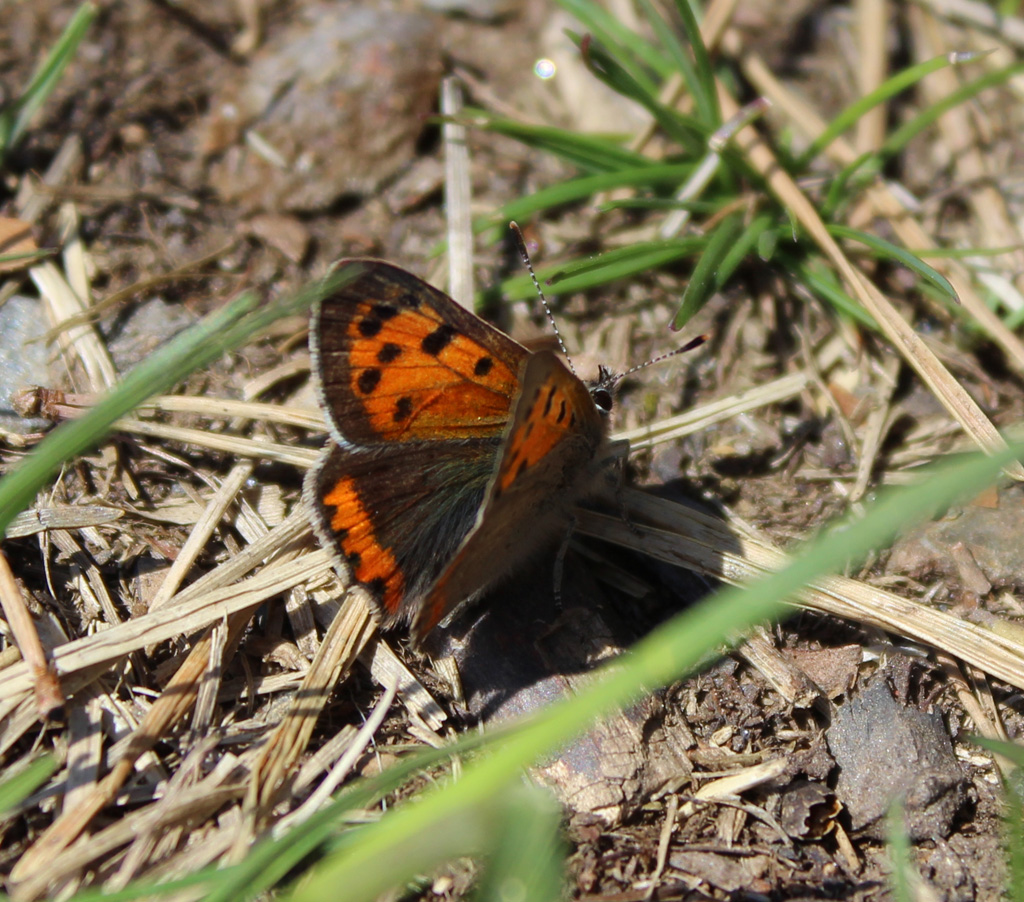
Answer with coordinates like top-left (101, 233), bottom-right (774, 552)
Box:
top-left (588, 364), bottom-right (618, 415)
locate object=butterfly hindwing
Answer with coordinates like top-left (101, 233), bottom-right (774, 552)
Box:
top-left (305, 437), bottom-right (500, 624)
top-left (313, 261), bottom-right (527, 448)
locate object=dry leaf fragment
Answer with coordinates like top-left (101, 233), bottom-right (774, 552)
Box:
top-left (0, 216), bottom-right (38, 274)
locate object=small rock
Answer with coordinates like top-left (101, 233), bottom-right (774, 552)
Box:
top-left (105, 296), bottom-right (195, 372)
top-left (827, 674), bottom-right (965, 840)
top-left (0, 295), bottom-right (55, 434)
top-left (433, 550), bottom-right (699, 826)
top-left (244, 212), bottom-right (310, 263)
top-left (668, 849), bottom-right (769, 893)
top-left (886, 486), bottom-right (1024, 592)
top-left (418, 0), bottom-right (517, 20)
top-left (778, 779), bottom-right (841, 839)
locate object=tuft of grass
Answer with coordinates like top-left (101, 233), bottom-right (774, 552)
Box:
top-left (467, 0), bottom-right (1014, 342)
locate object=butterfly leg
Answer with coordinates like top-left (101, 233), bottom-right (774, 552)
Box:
top-left (599, 439), bottom-right (645, 539)
top-left (551, 514), bottom-right (577, 610)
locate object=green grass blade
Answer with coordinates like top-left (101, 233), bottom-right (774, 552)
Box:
top-left (0, 266), bottom-right (363, 537)
top-left (1006, 776), bottom-right (1024, 901)
top-left (556, 0), bottom-right (675, 81)
top-left (573, 34), bottom-right (705, 155)
top-left (284, 439), bottom-right (1024, 902)
top-left (972, 736), bottom-right (1024, 899)
top-left (875, 59), bottom-right (1024, 168)
top-left (0, 755), bottom-right (57, 815)
top-left (500, 239), bottom-right (700, 300)
top-left (668, 0), bottom-right (719, 126)
top-left (671, 211), bottom-right (743, 329)
top-left (910, 245), bottom-right (1023, 261)
top-left (974, 738), bottom-right (1024, 770)
top-left (195, 734), bottom-right (494, 902)
top-left (828, 224), bottom-right (958, 304)
top-left (887, 803), bottom-right (914, 902)
top-left (0, 3), bottom-right (97, 165)
top-left (0, 247), bottom-right (56, 267)
top-left (717, 212), bottom-right (774, 283)
top-left (636, 0), bottom-right (700, 99)
top-left (485, 163), bottom-right (694, 234)
top-left (794, 257), bottom-right (878, 330)
top-left (466, 110), bottom-right (654, 173)
top-left (795, 52), bottom-right (962, 170)
top-left (473, 785), bottom-right (566, 902)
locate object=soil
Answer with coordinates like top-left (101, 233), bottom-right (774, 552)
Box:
top-left (2, 1), bottom-right (1023, 900)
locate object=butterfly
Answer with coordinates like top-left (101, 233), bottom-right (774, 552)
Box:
top-left (303, 258), bottom-right (624, 645)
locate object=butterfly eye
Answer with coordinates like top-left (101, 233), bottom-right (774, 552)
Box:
top-left (591, 387), bottom-right (613, 413)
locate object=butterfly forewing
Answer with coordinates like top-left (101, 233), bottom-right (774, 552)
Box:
top-left (313, 261), bottom-right (526, 447)
top-left (411, 351), bottom-right (608, 639)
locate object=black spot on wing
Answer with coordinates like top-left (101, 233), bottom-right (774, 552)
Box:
top-left (474, 356), bottom-right (494, 377)
top-left (422, 324), bottom-right (456, 356)
top-left (377, 342), bottom-right (402, 363)
top-left (357, 369), bottom-right (381, 394)
top-left (358, 303), bottom-right (398, 337)
top-left (542, 386), bottom-right (556, 417)
top-left (358, 318), bottom-right (382, 338)
top-left (394, 397), bottom-right (413, 422)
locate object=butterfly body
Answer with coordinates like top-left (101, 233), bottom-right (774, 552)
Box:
top-left (305, 260), bottom-right (613, 642)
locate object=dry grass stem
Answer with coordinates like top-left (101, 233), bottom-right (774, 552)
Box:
top-left (576, 489), bottom-right (1024, 692)
top-left (442, 75), bottom-right (474, 309)
top-left (115, 419), bottom-right (318, 468)
top-left (244, 587), bottom-right (377, 830)
top-left (854, 0), bottom-right (889, 153)
top-left (0, 549), bottom-right (63, 718)
top-left (0, 548), bottom-right (331, 702)
top-left (615, 372), bottom-right (809, 449)
top-left (149, 461), bottom-right (255, 612)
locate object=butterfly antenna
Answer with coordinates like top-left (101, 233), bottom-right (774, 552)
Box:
top-left (603, 333), bottom-right (709, 390)
top-left (509, 221), bottom-right (576, 376)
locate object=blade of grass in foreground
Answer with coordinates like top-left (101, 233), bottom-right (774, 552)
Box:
top-left (887, 804), bottom-right (915, 902)
top-left (0, 265), bottom-right (364, 537)
top-left (287, 438), bottom-right (1024, 902)
top-left (974, 737), bottom-right (1024, 899)
top-left (471, 784), bottom-right (566, 902)
top-left (0, 756), bottom-right (57, 815)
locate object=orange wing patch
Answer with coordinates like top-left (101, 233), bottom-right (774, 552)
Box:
top-left (346, 300), bottom-right (519, 441)
top-left (314, 260), bottom-right (527, 446)
top-left (322, 475), bottom-right (405, 615)
top-left (495, 361), bottom-right (597, 497)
